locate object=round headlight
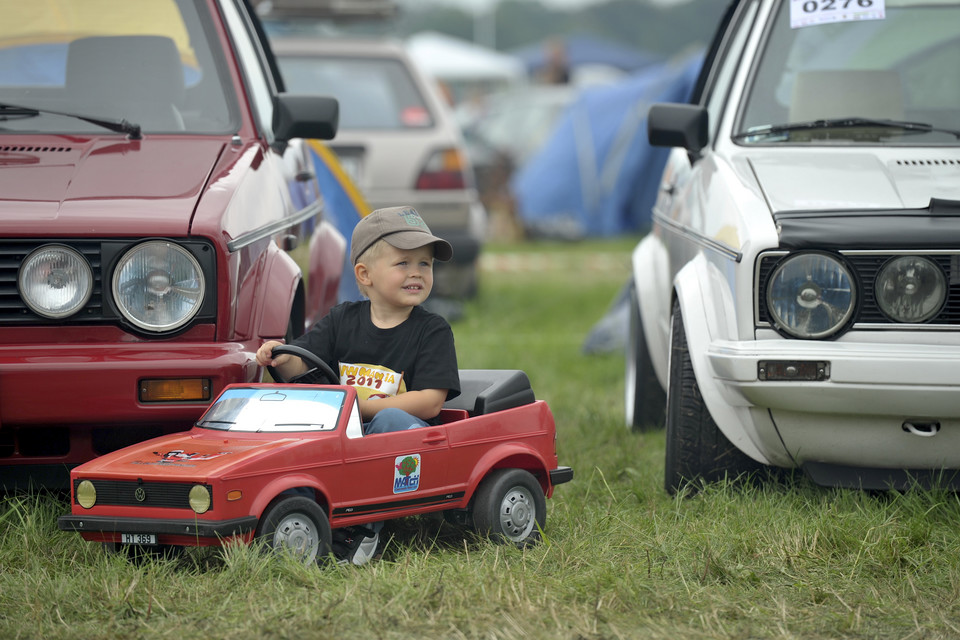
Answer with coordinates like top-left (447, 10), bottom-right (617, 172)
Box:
top-left (112, 241), bottom-right (204, 332)
top-left (875, 256), bottom-right (946, 323)
top-left (18, 244), bottom-right (93, 319)
top-left (766, 252), bottom-right (856, 339)
top-left (189, 484), bottom-right (211, 514)
top-left (76, 480), bottom-right (97, 509)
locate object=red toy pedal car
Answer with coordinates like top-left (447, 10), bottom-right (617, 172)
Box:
top-left (58, 358), bottom-right (572, 563)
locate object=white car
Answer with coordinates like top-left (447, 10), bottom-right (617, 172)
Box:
top-left (627, 0), bottom-right (960, 494)
top-left (271, 37), bottom-right (486, 298)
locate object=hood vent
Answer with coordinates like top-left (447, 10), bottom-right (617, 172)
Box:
top-left (895, 158), bottom-right (960, 167)
top-left (0, 145), bottom-right (73, 153)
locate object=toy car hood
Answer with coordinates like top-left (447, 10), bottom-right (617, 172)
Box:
top-left (0, 137), bottom-right (225, 236)
top-left (747, 150), bottom-right (960, 213)
top-left (71, 430), bottom-right (315, 482)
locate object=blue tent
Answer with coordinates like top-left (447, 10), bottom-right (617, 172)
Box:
top-left (510, 53), bottom-right (703, 238)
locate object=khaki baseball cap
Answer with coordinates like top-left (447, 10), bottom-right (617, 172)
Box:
top-left (350, 206), bottom-right (453, 265)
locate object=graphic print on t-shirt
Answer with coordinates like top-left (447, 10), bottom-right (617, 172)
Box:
top-left (339, 362), bottom-right (406, 400)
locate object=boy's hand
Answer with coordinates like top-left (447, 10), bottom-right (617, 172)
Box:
top-left (255, 340), bottom-right (290, 367)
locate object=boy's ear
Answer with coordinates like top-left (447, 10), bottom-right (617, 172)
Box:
top-left (354, 262), bottom-right (372, 286)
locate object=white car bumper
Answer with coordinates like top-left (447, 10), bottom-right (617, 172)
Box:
top-left (707, 333), bottom-right (960, 470)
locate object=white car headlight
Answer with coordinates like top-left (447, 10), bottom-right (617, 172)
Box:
top-left (18, 244), bottom-right (93, 319)
top-left (875, 256), bottom-right (946, 323)
top-left (766, 252), bottom-right (855, 339)
top-left (112, 241), bottom-right (205, 332)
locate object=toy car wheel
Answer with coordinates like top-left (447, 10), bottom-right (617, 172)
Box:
top-left (268, 344), bottom-right (339, 385)
top-left (664, 300), bottom-right (763, 495)
top-left (472, 468), bottom-right (545, 547)
top-left (256, 496), bottom-right (332, 564)
top-left (625, 283), bottom-right (666, 431)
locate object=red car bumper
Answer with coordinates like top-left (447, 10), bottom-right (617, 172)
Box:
top-left (0, 325), bottom-right (260, 488)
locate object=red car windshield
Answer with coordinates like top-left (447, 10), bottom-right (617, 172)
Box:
top-left (0, 0), bottom-right (237, 135)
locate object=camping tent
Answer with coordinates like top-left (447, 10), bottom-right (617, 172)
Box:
top-left (406, 31), bottom-right (525, 103)
top-left (510, 35), bottom-right (663, 77)
top-left (510, 53), bottom-right (704, 238)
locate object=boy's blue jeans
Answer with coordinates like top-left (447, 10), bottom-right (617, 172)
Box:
top-left (364, 407), bottom-right (428, 434)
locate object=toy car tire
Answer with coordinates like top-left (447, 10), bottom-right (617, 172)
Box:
top-left (255, 496), bottom-right (332, 564)
top-left (472, 468), bottom-right (545, 547)
top-left (625, 283), bottom-right (666, 431)
top-left (664, 301), bottom-right (763, 496)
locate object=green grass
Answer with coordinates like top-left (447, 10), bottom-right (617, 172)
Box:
top-left (4, 236), bottom-right (960, 639)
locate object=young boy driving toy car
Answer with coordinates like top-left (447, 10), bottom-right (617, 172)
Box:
top-left (255, 205), bottom-right (462, 563)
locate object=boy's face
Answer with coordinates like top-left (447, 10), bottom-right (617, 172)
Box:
top-left (359, 243), bottom-right (434, 309)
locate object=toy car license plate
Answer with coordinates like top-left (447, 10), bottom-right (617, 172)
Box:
top-left (121, 533), bottom-right (157, 546)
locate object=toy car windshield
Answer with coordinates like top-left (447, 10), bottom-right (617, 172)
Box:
top-left (196, 387), bottom-right (346, 433)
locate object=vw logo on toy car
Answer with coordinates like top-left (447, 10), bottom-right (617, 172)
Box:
top-left (134, 487), bottom-right (146, 502)
top-left (394, 454), bottom-right (421, 494)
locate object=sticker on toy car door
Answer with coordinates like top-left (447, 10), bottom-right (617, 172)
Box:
top-left (394, 454), bottom-right (421, 494)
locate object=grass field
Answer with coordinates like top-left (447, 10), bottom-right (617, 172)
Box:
top-left (4, 237), bottom-right (960, 639)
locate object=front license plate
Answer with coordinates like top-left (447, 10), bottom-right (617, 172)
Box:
top-left (121, 533), bottom-right (157, 546)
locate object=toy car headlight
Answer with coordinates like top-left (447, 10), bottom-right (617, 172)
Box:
top-left (112, 241), bottom-right (204, 332)
top-left (875, 256), bottom-right (946, 323)
top-left (766, 252), bottom-right (855, 339)
top-left (76, 480), bottom-right (97, 509)
top-left (18, 244), bottom-right (93, 319)
top-left (189, 485), bottom-right (211, 514)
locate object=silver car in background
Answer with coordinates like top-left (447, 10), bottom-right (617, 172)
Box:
top-left (272, 37), bottom-right (486, 298)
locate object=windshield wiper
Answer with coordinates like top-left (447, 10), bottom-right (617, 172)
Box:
top-left (0, 101), bottom-right (141, 139)
top-left (733, 117), bottom-right (960, 141)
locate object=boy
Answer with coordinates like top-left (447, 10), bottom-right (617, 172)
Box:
top-left (255, 205), bottom-right (461, 563)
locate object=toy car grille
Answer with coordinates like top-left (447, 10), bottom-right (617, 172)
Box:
top-left (757, 252), bottom-right (960, 328)
top-left (0, 240), bottom-right (103, 323)
top-left (74, 478), bottom-right (211, 509)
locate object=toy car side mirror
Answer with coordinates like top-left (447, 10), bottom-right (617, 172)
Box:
top-left (648, 103), bottom-right (709, 154)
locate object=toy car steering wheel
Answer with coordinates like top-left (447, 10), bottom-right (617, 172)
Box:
top-left (266, 344), bottom-right (339, 385)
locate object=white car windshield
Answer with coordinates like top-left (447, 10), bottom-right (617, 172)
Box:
top-left (738, 0), bottom-right (960, 144)
top-left (0, 0), bottom-right (237, 135)
top-left (198, 387), bottom-right (346, 433)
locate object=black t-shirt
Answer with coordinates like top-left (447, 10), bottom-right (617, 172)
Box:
top-left (291, 301), bottom-right (460, 404)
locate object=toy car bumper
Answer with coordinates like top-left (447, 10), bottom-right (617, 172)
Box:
top-left (57, 513), bottom-right (258, 539)
top-left (550, 466), bottom-right (574, 486)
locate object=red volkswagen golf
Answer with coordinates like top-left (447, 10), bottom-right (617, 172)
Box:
top-left (0, 0), bottom-right (345, 489)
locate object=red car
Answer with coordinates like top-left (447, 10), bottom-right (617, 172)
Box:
top-left (58, 357), bottom-right (573, 562)
top-left (0, 0), bottom-right (344, 489)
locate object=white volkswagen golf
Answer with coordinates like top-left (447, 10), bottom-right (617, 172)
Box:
top-left (628, 0), bottom-right (960, 494)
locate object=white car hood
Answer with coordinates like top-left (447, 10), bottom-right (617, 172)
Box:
top-left (749, 151), bottom-right (960, 213)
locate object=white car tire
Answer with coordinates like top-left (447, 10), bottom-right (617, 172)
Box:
top-left (664, 300), bottom-right (763, 495)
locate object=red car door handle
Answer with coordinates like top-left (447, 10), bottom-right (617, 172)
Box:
top-left (422, 432), bottom-right (446, 444)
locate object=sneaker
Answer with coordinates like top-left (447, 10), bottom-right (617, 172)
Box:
top-left (332, 526), bottom-right (379, 566)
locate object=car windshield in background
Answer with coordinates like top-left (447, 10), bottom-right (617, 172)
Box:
top-left (198, 387), bottom-right (346, 433)
top-left (0, 0), bottom-right (236, 135)
top-left (737, 0), bottom-right (960, 144)
top-left (277, 56), bottom-right (434, 130)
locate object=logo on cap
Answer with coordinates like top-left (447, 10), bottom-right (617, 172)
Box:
top-left (397, 207), bottom-right (429, 230)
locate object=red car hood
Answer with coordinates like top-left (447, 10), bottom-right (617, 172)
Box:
top-left (0, 136), bottom-right (226, 236)
top-left (73, 429), bottom-right (312, 482)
